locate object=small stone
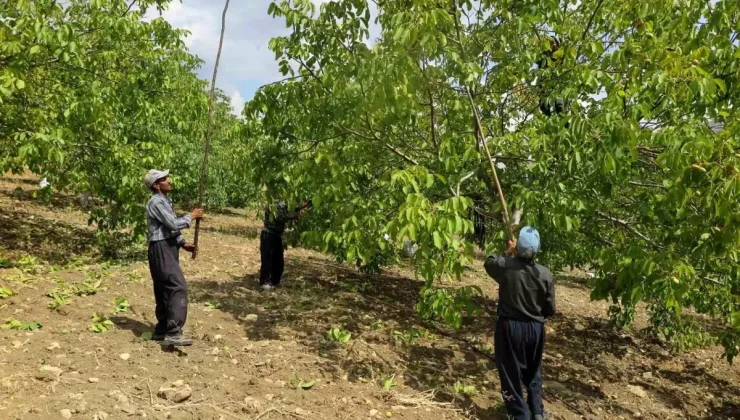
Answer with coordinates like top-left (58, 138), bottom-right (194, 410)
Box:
top-left (370, 409), bottom-right (379, 416)
top-left (93, 412), bottom-right (109, 420)
top-left (214, 334), bottom-right (222, 341)
top-left (295, 408), bottom-right (310, 416)
top-left (75, 402), bottom-right (88, 414)
top-left (36, 365), bottom-right (63, 382)
top-left (108, 390), bottom-right (130, 404)
top-left (243, 397), bottom-right (261, 413)
top-left (88, 378), bottom-right (99, 383)
top-left (47, 342), bottom-right (61, 351)
top-left (231, 359), bottom-right (238, 365)
top-left (119, 353), bottom-right (130, 361)
top-left (12, 341), bottom-right (23, 349)
top-left (60, 409), bottom-right (72, 419)
top-left (627, 385), bottom-right (648, 399)
top-left (265, 394), bottom-right (274, 401)
top-left (545, 327), bottom-right (555, 335)
top-left (138, 411), bottom-right (147, 418)
top-left (158, 382), bottom-right (192, 403)
top-left (642, 372), bottom-right (653, 380)
top-left (243, 314), bottom-right (258, 322)
top-left (574, 322), bottom-right (586, 332)
top-left (211, 347), bottom-right (220, 355)
top-left (274, 380), bottom-right (286, 388)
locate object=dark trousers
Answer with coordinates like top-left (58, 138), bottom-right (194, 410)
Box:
top-left (495, 318), bottom-right (545, 420)
top-left (148, 238), bottom-right (188, 336)
top-left (259, 230), bottom-right (284, 286)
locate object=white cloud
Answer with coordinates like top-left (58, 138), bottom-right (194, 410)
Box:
top-left (145, 0), bottom-right (381, 105)
top-left (145, 0), bottom-right (293, 104)
top-left (229, 90), bottom-right (245, 117)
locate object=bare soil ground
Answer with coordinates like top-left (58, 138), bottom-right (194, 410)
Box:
top-left (1, 173), bottom-right (739, 420)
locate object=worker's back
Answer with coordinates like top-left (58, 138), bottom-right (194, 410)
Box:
top-left (484, 255), bottom-right (555, 322)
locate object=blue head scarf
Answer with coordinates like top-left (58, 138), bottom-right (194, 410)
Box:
top-left (517, 226), bottom-right (540, 260)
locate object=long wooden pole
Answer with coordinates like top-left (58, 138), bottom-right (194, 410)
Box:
top-left (466, 89), bottom-right (514, 239)
top-left (450, 0), bottom-right (513, 239)
top-left (192, 0), bottom-right (231, 259)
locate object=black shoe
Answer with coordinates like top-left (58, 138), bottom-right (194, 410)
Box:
top-left (151, 332), bottom-right (166, 341)
top-left (162, 334), bottom-right (193, 347)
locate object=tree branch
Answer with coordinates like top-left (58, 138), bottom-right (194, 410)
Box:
top-left (596, 211), bottom-right (665, 249)
top-left (581, 0), bottom-right (606, 40)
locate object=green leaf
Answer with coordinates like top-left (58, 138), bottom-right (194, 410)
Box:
top-left (433, 231), bottom-right (443, 249)
top-left (140, 331), bottom-right (153, 341)
top-left (299, 379), bottom-right (316, 389)
top-left (29, 45), bottom-right (40, 55)
top-left (732, 312), bottom-right (740, 330)
top-left (714, 79), bottom-right (727, 94)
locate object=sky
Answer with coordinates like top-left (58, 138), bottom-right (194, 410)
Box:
top-left (148, 0), bottom-right (333, 116)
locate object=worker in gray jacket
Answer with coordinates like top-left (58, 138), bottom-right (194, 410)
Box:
top-left (485, 226), bottom-right (555, 420)
top-left (144, 169), bottom-right (204, 347)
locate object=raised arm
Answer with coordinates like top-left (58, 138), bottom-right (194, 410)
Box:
top-left (483, 238), bottom-right (517, 283)
top-left (484, 254), bottom-right (508, 283)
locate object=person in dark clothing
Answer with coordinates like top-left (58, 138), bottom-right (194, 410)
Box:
top-left (260, 199), bottom-right (311, 290)
top-left (484, 226), bottom-right (555, 420)
top-left (144, 169), bottom-right (204, 347)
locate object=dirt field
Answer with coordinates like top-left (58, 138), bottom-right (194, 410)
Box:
top-left (1, 173), bottom-right (739, 420)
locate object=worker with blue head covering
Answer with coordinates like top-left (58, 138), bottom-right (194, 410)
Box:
top-left (484, 226), bottom-right (555, 420)
top-left (516, 226), bottom-right (541, 260)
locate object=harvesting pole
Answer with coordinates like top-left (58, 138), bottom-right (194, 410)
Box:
top-left (451, 0), bottom-right (514, 239)
top-left (192, 0), bottom-right (231, 259)
top-left (466, 90), bottom-right (514, 239)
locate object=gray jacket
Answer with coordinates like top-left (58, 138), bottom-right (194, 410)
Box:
top-left (146, 194), bottom-right (191, 245)
top-left (484, 255), bottom-right (555, 323)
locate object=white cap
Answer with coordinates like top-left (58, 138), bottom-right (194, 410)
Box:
top-left (144, 169), bottom-right (169, 189)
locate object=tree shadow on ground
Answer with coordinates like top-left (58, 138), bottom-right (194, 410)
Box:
top-left (553, 274), bottom-right (592, 291)
top-left (0, 208), bottom-right (97, 265)
top-left (188, 253), bottom-right (740, 419)
top-left (189, 255), bottom-right (508, 418)
top-left (190, 254), bottom-right (679, 418)
top-left (520, 283), bottom-right (740, 419)
top-left (703, 400), bottom-right (740, 419)
top-left (0, 201), bottom-right (147, 265)
top-left (0, 184), bottom-right (87, 211)
top-left (200, 224), bottom-right (262, 239)
top-left (0, 175), bottom-right (39, 186)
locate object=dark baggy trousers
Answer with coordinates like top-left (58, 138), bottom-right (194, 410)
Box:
top-left (259, 230), bottom-right (284, 286)
top-left (495, 317), bottom-right (545, 420)
top-left (148, 238), bottom-right (188, 336)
